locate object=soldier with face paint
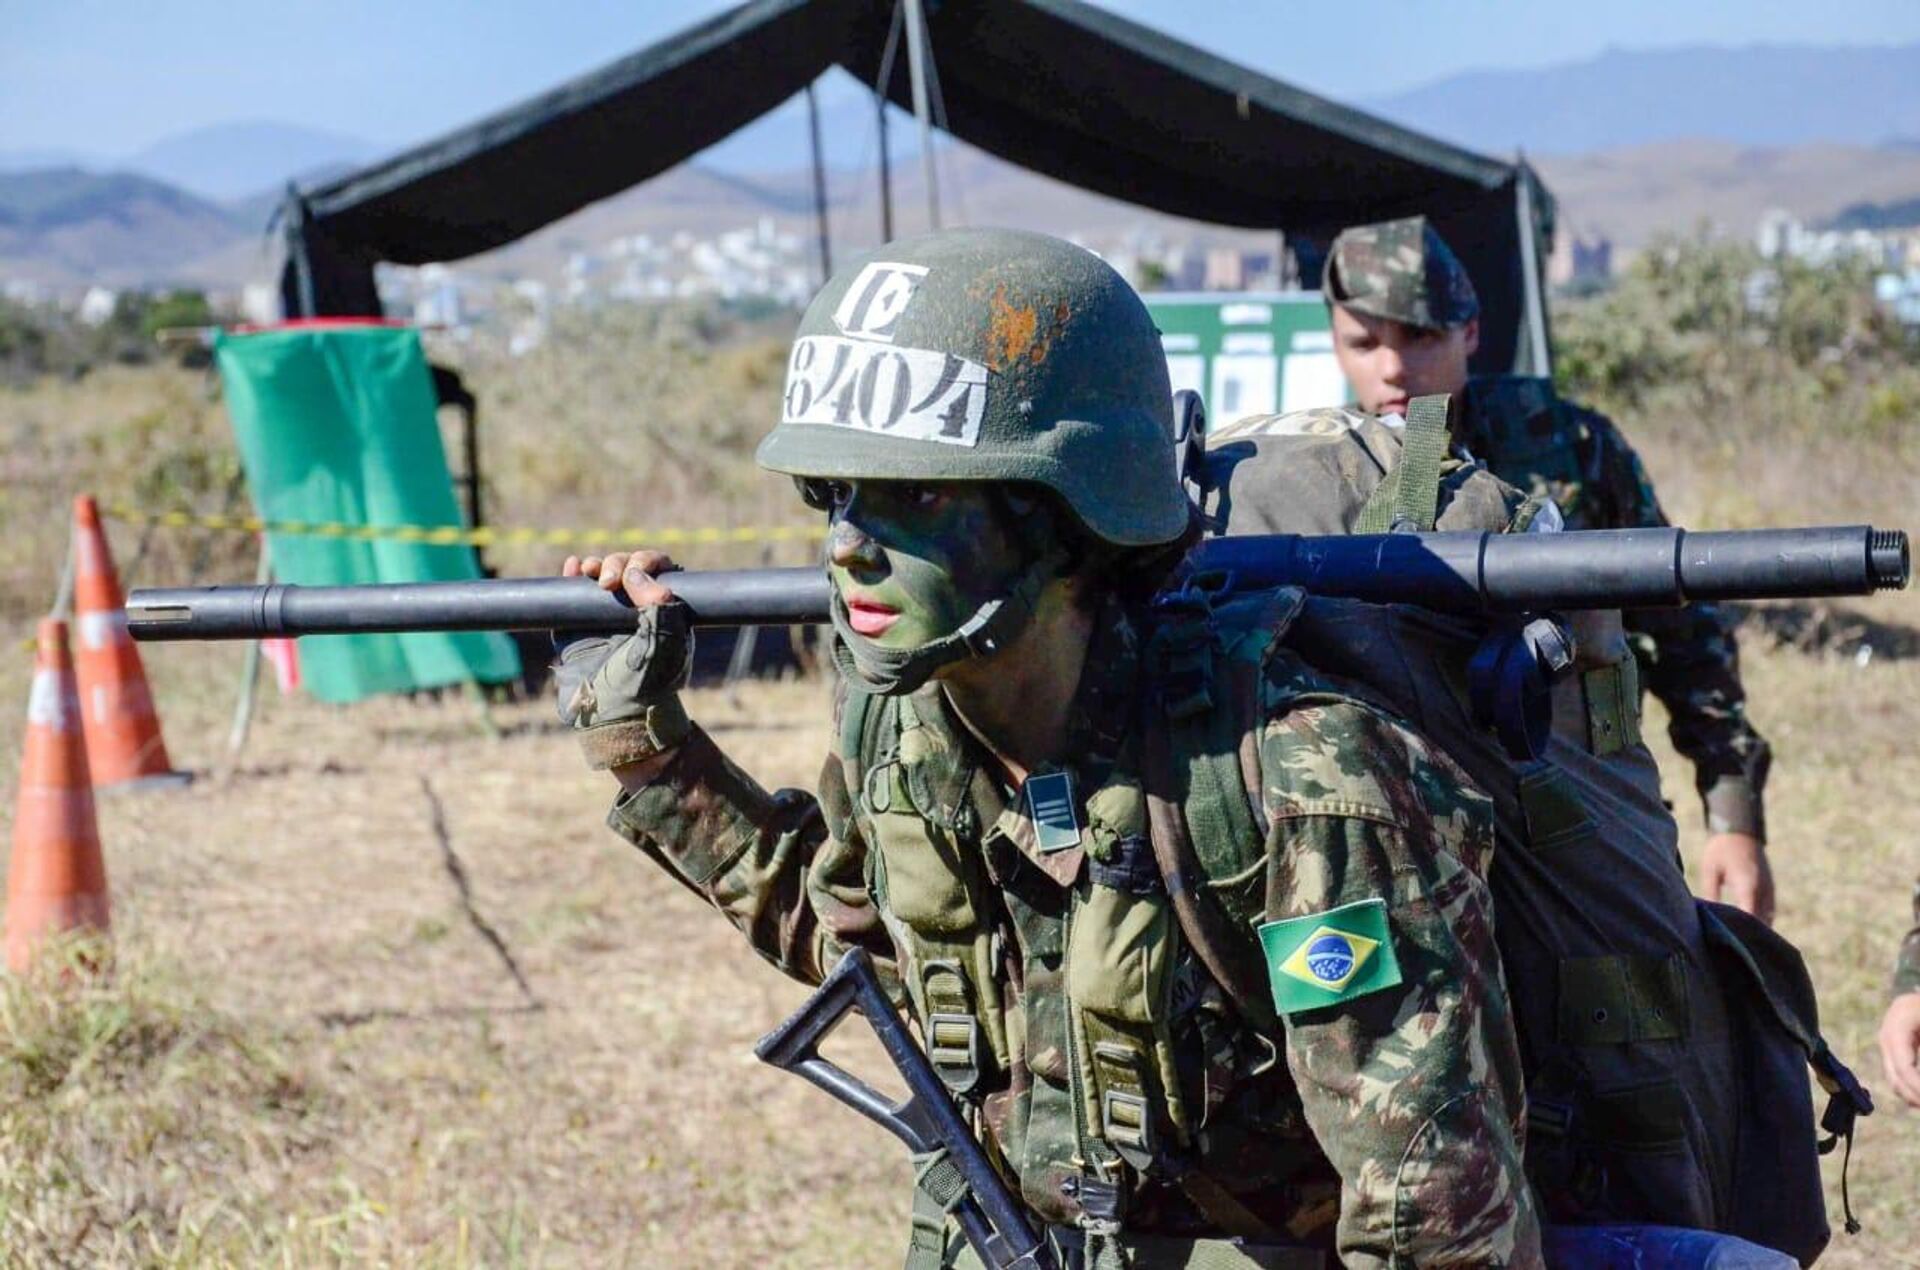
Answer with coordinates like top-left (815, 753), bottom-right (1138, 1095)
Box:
top-left (554, 229), bottom-right (1540, 1269)
top-left (1322, 216), bottom-right (1779, 926)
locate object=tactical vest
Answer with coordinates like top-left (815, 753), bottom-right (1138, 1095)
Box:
top-left (837, 650), bottom-right (1344, 1270)
top-left (1460, 374), bottom-right (1616, 531)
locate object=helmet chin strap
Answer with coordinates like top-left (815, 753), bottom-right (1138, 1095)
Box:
top-left (829, 553), bottom-right (1060, 696)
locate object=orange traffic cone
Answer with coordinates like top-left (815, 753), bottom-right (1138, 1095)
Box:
top-left (70, 495), bottom-right (188, 790)
top-left (6, 619), bottom-right (111, 972)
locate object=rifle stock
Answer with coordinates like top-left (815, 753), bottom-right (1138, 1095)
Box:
top-left (754, 949), bottom-right (1055, 1270)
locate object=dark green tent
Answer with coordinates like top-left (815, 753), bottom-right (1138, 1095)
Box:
top-left (280, 0), bottom-right (1554, 374)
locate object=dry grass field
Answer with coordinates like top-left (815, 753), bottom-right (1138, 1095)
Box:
top-left (0, 671), bottom-right (904, 1267)
top-left (2, 274), bottom-right (1918, 1265)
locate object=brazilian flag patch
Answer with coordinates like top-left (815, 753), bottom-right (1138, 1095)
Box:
top-left (1258, 898), bottom-right (1402, 1014)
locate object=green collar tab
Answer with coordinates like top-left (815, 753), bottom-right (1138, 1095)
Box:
top-left (1258, 898), bottom-right (1402, 1014)
top-left (1023, 770), bottom-right (1082, 854)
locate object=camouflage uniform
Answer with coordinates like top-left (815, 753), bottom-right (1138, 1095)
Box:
top-left (577, 230), bottom-right (1541, 1268)
top-left (605, 596), bottom-right (1538, 1267)
top-left (1324, 218), bottom-right (1773, 838)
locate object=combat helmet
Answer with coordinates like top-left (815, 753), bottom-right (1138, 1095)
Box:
top-left (758, 228), bottom-right (1190, 692)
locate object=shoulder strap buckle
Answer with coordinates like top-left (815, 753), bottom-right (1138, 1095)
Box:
top-left (921, 959), bottom-right (985, 1095)
top-left (1090, 1038), bottom-right (1158, 1172)
top-left (926, 1012), bottom-right (983, 1095)
top-left (1099, 1088), bottom-right (1155, 1170)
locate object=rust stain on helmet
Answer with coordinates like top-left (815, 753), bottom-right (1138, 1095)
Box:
top-left (984, 285), bottom-right (1072, 371)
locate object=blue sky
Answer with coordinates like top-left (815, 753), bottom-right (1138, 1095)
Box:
top-left (5, 0), bottom-right (1920, 157)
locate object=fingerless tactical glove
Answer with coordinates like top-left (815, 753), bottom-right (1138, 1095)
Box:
top-left (552, 600), bottom-right (694, 769)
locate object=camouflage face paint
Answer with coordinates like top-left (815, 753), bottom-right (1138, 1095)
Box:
top-left (825, 480), bottom-right (1026, 651)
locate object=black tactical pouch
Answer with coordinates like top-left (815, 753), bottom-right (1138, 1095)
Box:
top-left (1698, 900), bottom-right (1873, 1266)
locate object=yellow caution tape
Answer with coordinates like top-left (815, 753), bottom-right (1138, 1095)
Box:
top-left (101, 504), bottom-right (825, 549)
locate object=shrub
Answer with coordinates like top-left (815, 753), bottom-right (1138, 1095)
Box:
top-left (1553, 235), bottom-right (1919, 531)
top-left (1556, 235), bottom-right (1919, 443)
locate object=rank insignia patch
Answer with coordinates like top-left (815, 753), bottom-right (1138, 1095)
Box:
top-left (1258, 898), bottom-right (1402, 1014)
top-left (1023, 770), bottom-right (1082, 854)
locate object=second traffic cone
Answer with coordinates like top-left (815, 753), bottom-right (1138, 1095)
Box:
top-left (6, 619), bottom-right (111, 972)
top-left (70, 494), bottom-right (187, 789)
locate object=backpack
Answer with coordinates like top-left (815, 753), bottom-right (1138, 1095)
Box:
top-left (1172, 396), bottom-right (1870, 1265)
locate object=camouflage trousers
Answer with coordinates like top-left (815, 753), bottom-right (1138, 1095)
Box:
top-left (938, 1222), bottom-right (1800, 1269)
top-left (938, 1226), bottom-right (1327, 1270)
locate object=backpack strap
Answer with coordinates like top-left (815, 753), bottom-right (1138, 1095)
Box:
top-left (1138, 590), bottom-right (1304, 1036)
top-left (1355, 392), bottom-right (1452, 533)
top-left (1142, 711), bottom-right (1277, 1037)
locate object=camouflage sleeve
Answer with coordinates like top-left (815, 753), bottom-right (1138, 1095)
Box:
top-left (1896, 874), bottom-right (1920, 999)
top-left (1257, 698), bottom-right (1541, 1268)
top-left (1589, 414), bottom-right (1773, 837)
top-left (603, 722), bottom-right (894, 988)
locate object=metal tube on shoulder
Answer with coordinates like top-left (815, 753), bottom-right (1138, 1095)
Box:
top-left (126, 526), bottom-right (1909, 643)
top-left (1194, 525), bottom-right (1908, 611)
top-left (128, 568), bottom-right (832, 640)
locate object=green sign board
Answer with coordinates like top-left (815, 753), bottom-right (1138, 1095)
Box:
top-left (1143, 291), bottom-right (1350, 422)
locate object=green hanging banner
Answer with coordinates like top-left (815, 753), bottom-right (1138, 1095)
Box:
top-left (214, 323), bottom-right (520, 703)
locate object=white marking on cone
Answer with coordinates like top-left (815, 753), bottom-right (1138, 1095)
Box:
top-left (78, 608), bottom-right (128, 651)
top-left (27, 670), bottom-right (78, 731)
top-left (90, 681), bottom-right (153, 723)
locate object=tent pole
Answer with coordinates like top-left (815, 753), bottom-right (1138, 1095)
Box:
top-left (282, 185), bottom-right (318, 318)
top-left (1514, 162), bottom-right (1552, 376)
top-left (903, 0), bottom-right (941, 230)
top-left (877, 90), bottom-right (894, 241)
top-left (806, 83), bottom-right (833, 285)
top-left (875, 0), bottom-right (904, 242)
top-left (465, 395), bottom-right (481, 542)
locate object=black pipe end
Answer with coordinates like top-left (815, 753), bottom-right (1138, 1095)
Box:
top-left (1871, 529), bottom-right (1910, 591)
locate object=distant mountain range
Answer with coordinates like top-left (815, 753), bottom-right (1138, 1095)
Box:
top-left (6, 42), bottom-right (1920, 291)
top-left (1364, 42), bottom-right (1920, 155)
top-left (1532, 141), bottom-right (1920, 245)
top-left (1830, 196), bottom-right (1920, 231)
top-left (0, 121), bottom-right (383, 203)
top-left (0, 147), bottom-right (97, 172)
top-left (121, 122), bottom-right (383, 203)
top-left (0, 169), bottom-right (248, 287)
